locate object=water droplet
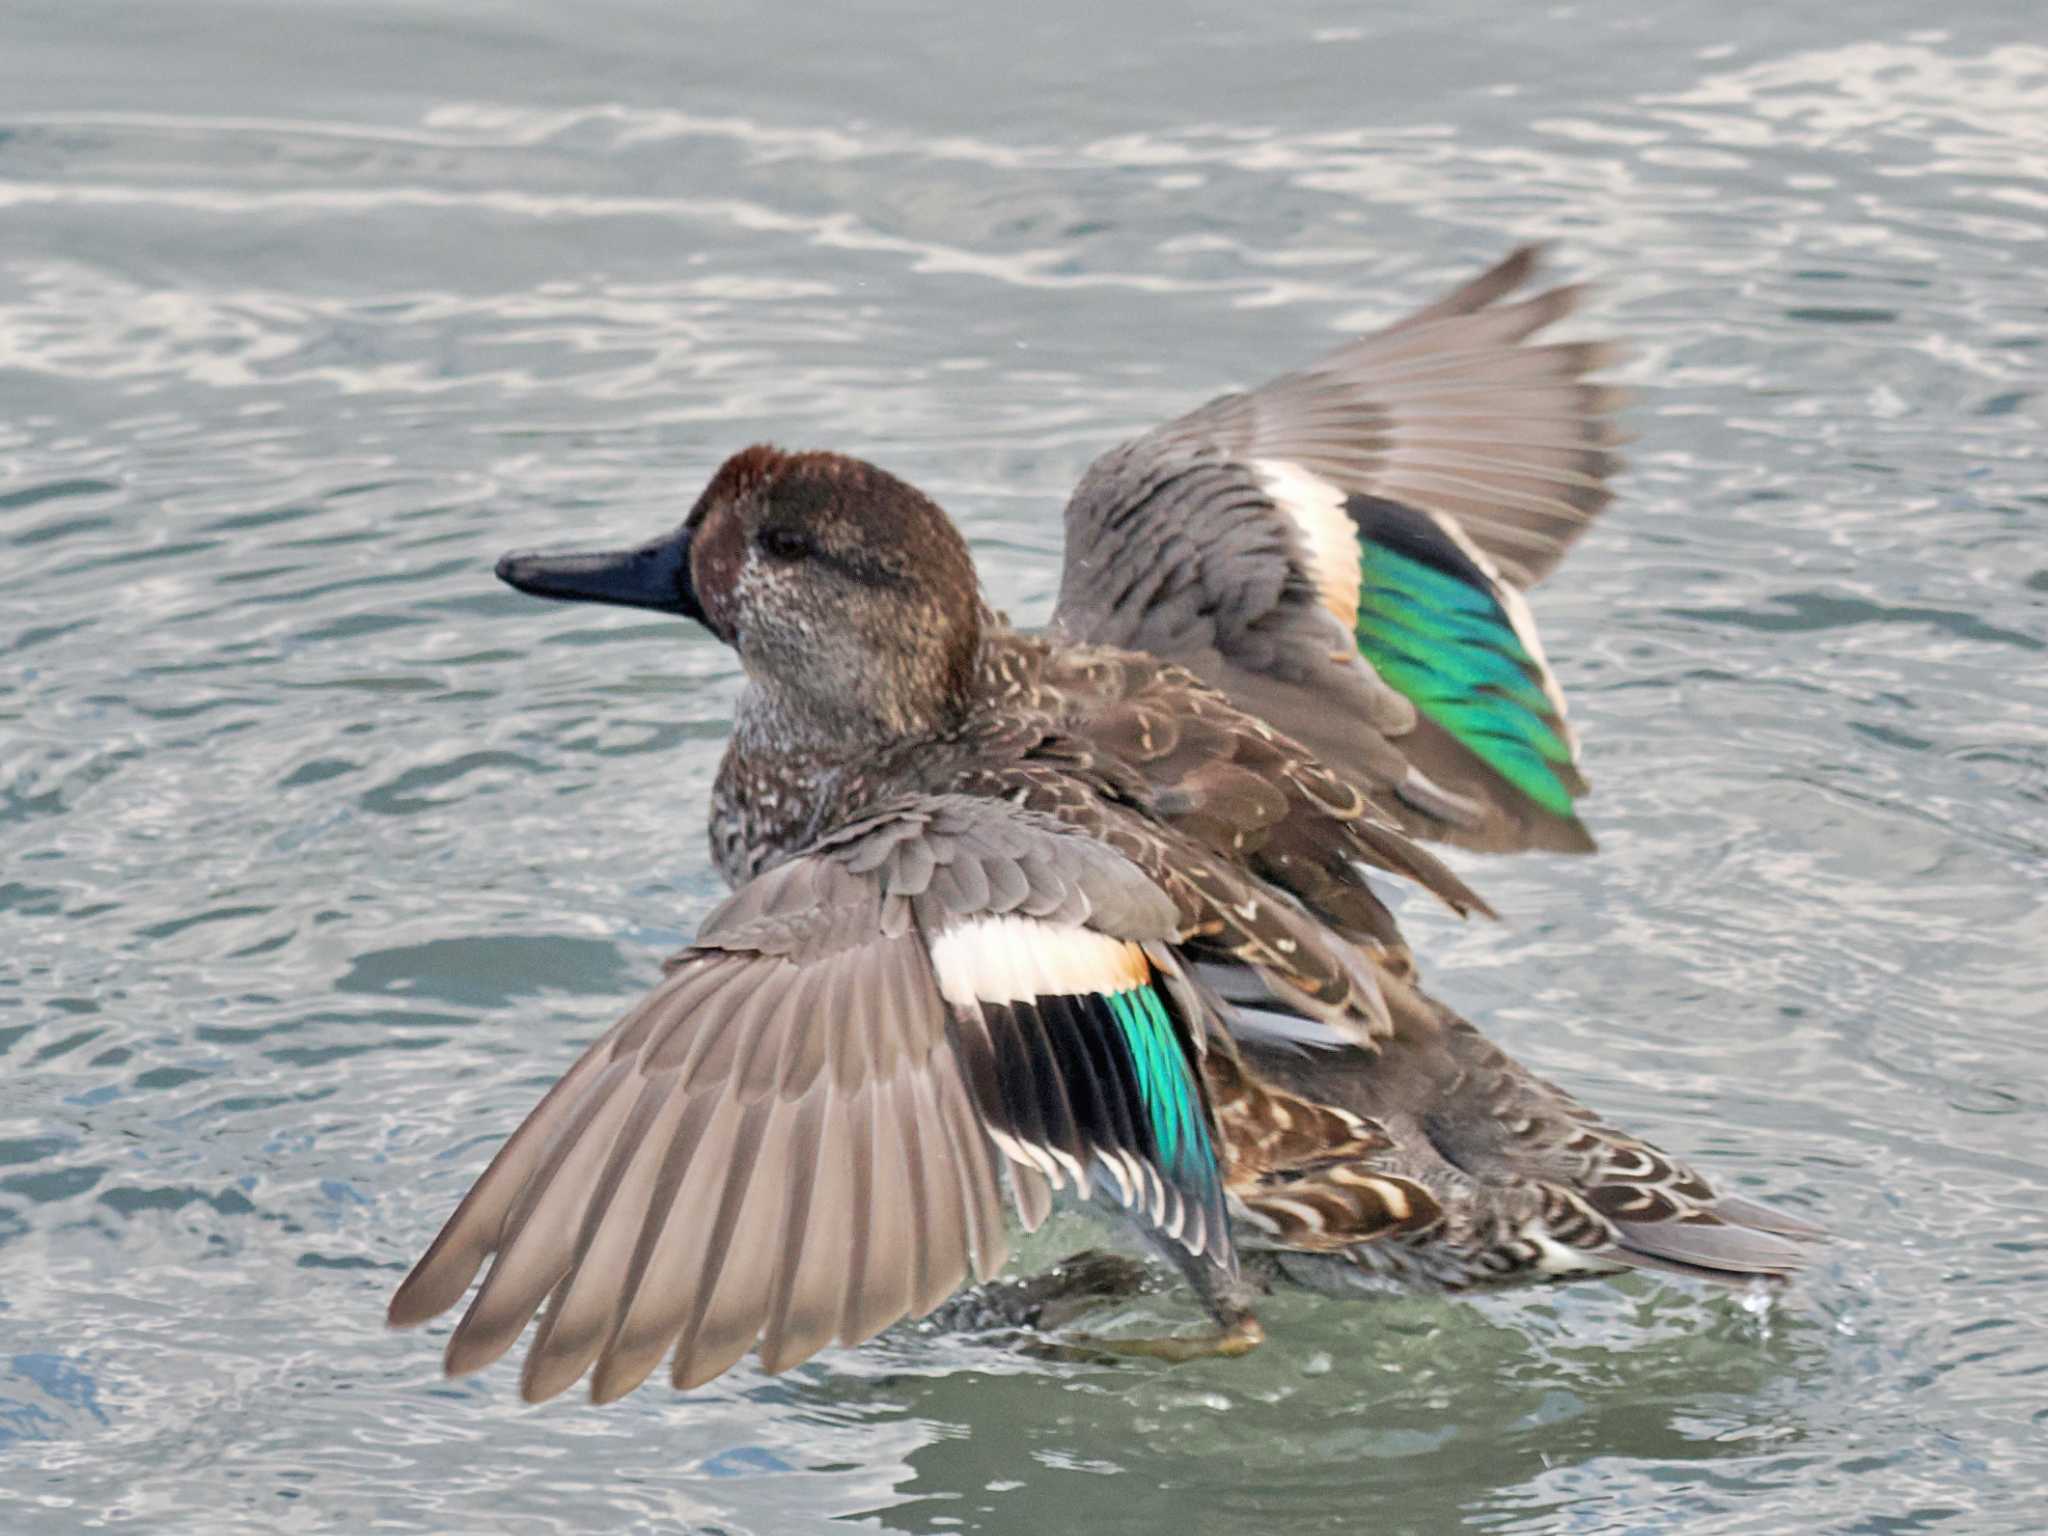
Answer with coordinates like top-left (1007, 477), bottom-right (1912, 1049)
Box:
top-left (1739, 1280), bottom-right (1777, 1338)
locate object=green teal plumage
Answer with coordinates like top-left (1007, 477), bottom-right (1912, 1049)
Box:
top-left (1106, 981), bottom-right (1218, 1201)
top-left (1355, 540), bottom-right (1577, 817)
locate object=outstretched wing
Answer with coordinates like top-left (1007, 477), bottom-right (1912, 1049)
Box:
top-left (387, 796), bottom-right (1233, 1402)
top-left (1052, 246), bottom-right (1625, 854)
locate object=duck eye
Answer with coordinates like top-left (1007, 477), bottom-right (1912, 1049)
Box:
top-left (755, 525), bottom-right (815, 562)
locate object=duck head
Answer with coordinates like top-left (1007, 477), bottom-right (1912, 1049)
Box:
top-left (496, 446), bottom-right (986, 743)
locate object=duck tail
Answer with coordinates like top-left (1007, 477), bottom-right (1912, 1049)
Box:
top-left (1605, 1193), bottom-right (1825, 1286)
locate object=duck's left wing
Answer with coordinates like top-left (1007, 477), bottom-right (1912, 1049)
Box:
top-left (1051, 246), bottom-right (1625, 855)
top-left (387, 796), bottom-right (1231, 1403)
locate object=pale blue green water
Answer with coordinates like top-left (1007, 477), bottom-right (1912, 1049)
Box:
top-left (4, 4), bottom-right (2045, 1532)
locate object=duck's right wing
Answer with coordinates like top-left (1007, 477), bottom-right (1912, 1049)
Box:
top-left (1051, 246), bottom-right (1626, 854)
top-left (387, 795), bottom-right (1233, 1403)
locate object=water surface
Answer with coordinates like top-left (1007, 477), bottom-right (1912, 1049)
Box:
top-left (3, 3), bottom-right (2045, 1532)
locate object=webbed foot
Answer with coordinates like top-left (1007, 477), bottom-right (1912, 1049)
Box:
top-left (1062, 1309), bottom-right (1266, 1363)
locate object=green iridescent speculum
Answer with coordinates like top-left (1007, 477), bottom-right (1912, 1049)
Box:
top-left (1106, 982), bottom-right (1216, 1198)
top-left (1355, 542), bottom-right (1577, 817)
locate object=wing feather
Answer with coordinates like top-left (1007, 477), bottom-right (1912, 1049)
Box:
top-left (386, 1035), bottom-right (625, 1329)
top-left (668, 1097), bottom-right (783, 1391)
top-left (1052, 246), bottom-right (1623, 854)
top-left (518, 1072), bottom-right (681, 1401)
top-left (390, 796), bottom-right (1225, 1401)
top-left (589, 1090), bottom-right (745, 1403)
top-left (443, 1058), bottom-right (638, 1378)
top-left (759, 1088), bottom-right (852, 1373)
top-left (843, 1067), bottom-right (917, 1344)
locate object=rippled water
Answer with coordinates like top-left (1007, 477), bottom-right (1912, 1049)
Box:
top-left (4, 3), bottom-right (2045, 1531)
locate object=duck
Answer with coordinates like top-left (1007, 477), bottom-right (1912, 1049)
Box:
top-left (387, 246), bottom-right (1822, 1405)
